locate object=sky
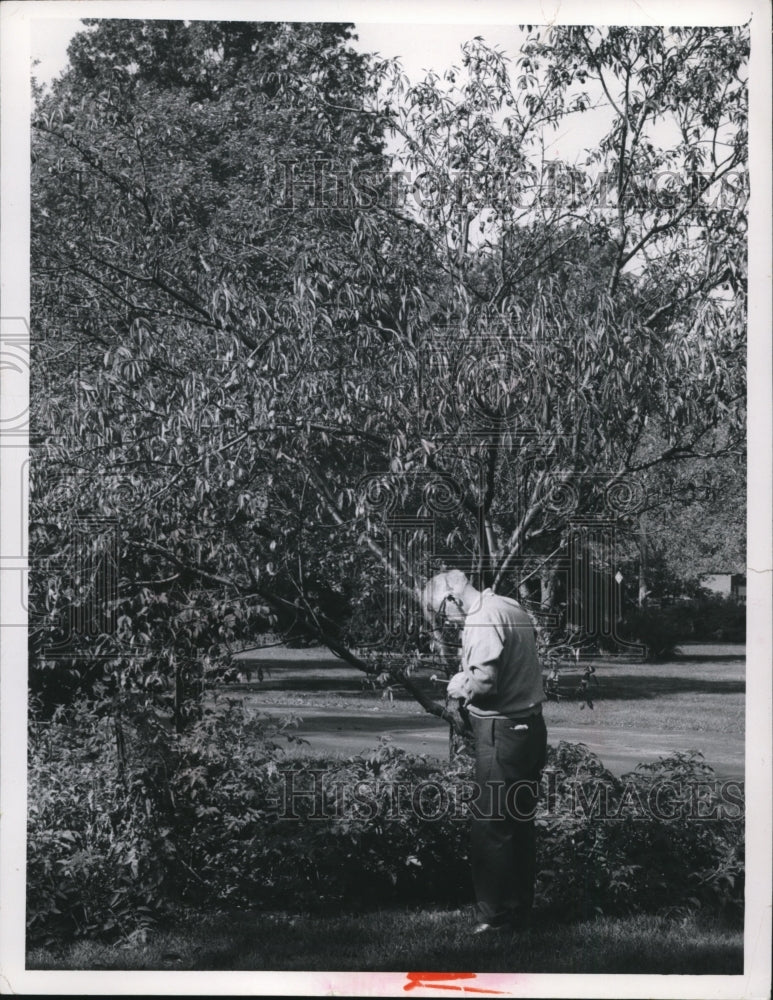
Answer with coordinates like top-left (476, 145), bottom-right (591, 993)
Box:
top-left (30, 17), bottom-right (81, 84)
top-left (30, 17), bottom-right (616, 168)
top-left (31, 18), bottom-right (524, 87)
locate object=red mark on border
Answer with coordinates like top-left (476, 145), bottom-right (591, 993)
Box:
top-left (404, 972), bottom-right (508, 993)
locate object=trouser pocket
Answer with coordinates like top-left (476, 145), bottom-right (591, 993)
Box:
top-left (494, 718), bottom-right (546, 779)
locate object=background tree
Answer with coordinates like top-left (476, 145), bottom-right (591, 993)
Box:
top-left (637, 451), bottom-right (746, 600)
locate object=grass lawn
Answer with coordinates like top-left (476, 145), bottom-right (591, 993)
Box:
top-left (229, 647), bottom-right (744, 735)
top-left (28, 907), bottom-right (743, 974)
top-left (541, 657), bottom-right (745, 735)
top-left (207, 647), bottom-right (746, 779)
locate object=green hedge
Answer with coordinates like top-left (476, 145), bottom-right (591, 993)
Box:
top-left (619, 595), bottom-right (746, 658)
top-left (27, 699), bottom-right (744, 945)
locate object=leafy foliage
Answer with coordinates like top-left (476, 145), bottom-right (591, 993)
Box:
top-left (28, 702), bottom-right (743, 945)
top-left (618, 595), bottom-right (746, 659)
top-left (30, 19), bottom-right (400, 713)
top-left (27, 699), bottom-right (172, 944)
top-left (537, 744), bottom-right (743, 919)
top-left (30, 23), bottom-right (747, 720)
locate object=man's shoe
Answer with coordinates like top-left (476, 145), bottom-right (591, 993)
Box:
top-left (472, 921), bottom-right (510, 935)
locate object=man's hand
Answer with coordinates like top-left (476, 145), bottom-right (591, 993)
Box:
top-left (447, 671), bottom-right (473, 704)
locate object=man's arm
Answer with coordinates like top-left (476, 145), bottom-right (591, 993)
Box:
top-left (447, 622), bottom-right (503, 704)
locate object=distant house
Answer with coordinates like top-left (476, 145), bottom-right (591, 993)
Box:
top-left (700, 572), bottom-right (746, 602)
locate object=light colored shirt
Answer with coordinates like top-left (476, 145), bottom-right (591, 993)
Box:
top-left (460, 589), bottom-right (545, 718)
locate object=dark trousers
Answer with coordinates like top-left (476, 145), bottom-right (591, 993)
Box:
top-left (469, 712), bottom-right (548, 924)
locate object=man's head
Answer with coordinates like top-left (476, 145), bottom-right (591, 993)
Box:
top-left (422, 569), bottom-right (481, 625)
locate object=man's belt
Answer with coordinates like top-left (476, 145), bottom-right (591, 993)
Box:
top-left (470, 705), bottom-right (543, 723)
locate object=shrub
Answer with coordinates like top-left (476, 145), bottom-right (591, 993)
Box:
top-left (27, 703), bottom-right (744, 945)
top-left (687, 595), bottom-right (746, 643)
top-left (619, 595), bottom-right (746, 659)
top-left (27, 698), bottom-right (474, 946)
top-left (26, 701), bottom-right (171, 945)
top-left (537, 744), bottom-right (744, 921)
top-left (618, 607), bottom-right (686, 659)
top-left (166, 721), bottom-right (473, 911)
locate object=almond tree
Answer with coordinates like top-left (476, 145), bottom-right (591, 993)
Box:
top-left (31, 23), bottom-right (746, 727)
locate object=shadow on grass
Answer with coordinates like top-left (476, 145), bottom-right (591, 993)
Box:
top-left (226, 671), bottom-right (744, 703)
top-left (280, 712), bottom-right (446, 734)
top-left (675, 652), bottom-right (746, 662)
top-left (27, 908), bottom-right (744, 976)
top-left (227, 676), bottom-right (385, 695)
top-left (187, 908), bottom-right (743, 975)
top-left (395, 939), bottom-right (743, 976)
top-left (576, 674), bottom-right (745, 701)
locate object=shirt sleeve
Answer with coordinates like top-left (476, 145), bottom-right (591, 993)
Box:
top-left (461, 619), bottom-right (504, 701)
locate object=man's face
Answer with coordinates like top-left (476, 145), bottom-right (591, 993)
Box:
top-left (436, 592), bottom-right (466, 627)
top-left (428, 592), bottom-right (465, 653)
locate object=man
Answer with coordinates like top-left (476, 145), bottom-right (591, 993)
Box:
top-left (424, 569), bottom-right (547, 934)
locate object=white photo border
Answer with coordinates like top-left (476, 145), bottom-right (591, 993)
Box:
top-left (2, 1), bottom-right (770, 996)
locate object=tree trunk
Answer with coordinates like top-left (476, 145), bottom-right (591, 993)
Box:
top-left (174, 658), bottom-right (184, 734)
top-left (638, 526), bottom-right (648, 607)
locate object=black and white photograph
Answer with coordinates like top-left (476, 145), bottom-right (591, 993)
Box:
top-left (1, 0), bottom-right (770, 995)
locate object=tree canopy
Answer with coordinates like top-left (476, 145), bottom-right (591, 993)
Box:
top-left (31, 21), bottom-right (747, 723)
